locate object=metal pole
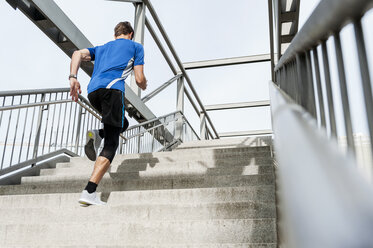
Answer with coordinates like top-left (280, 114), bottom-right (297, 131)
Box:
top-left (276, 0), bottom-right (282, 62)
top-left (145, 18), bottom-right (202, 126)
top-left (1, 97), bottom-right (15, 168)
top-left (334, 32), bottom-right (355, 154)
top-left (26, 95), bottom-right (37, 160)
top-left (145, 19), bottom-right (177, 75)
top-left (60, 94), bottom-right (69, 148)
top-left (143, 0), bottom-right (219, 139)
top-left (80, 110), bottom-right (87, 155)
top-left (137, 126), bottom-right (141, 153)
top-left (0, 97), bottom-right (5, 124)
top-left (18, 95), bottom-right (31, 163)
top-left (313, 47), bottom-right (326, 128)
top-left (305, 51), bottom-right (317, 119)
top-left (40, 94), bottom-right (51, 154)
top-left (321, 41), bottom-right (337, 138)
top-left (354, 20), bottom-right (373, 162)
top-left (200, 112), bottom-right (206, 140)
top-left (9, 95), bottom-right (22, 166)
top-left (69, 102), bottom-right (78, 151)
top-left (119, 137), bottom-right (124, 154)
top-left (151, 128), bottom-right (155, 152)
top-left (130, 2), bottom-right (146, 96)
top-left (175, 76), bottom-right (184, 140)
top-left (268, 0), bottom-right (275, 82)
top-left (296, 53), bottom-right (307, 111)
top-left (32, 93), bottom-right (46, 164)
top-left (48, 93), bottom-right (58, 153)
top-left (75, 106), bottom-right (83, 154)
top-left (54, 93), bottom-right (64, 150)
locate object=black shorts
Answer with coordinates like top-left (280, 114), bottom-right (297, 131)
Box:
top-left (88, 88), bottom-right (126, 128)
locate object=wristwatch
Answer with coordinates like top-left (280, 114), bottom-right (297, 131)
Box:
top-left (69, 74), bottom-right (77, 80)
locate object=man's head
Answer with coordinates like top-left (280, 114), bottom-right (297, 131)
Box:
top-left (114, 21), bottom-right (134, 40)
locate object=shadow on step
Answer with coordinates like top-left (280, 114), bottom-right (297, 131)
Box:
top-left (108, 142), bottom-right (273, 181)
top-left (0, 140), bottom-right (274, 199)
top-left (109, 153), bottom-right (160, 180)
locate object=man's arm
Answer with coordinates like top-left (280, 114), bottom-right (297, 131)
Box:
top-left (133, 65), bottom-right (147, 90)
top-left (69, 49), bottom-right (92, 102)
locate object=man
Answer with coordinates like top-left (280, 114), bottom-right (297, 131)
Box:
top-left (69, 21), bottom-right (147, 205)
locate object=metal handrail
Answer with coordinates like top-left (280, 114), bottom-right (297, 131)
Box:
top-left (276, 0), bottom-right (373, 70)
top-left (141, 74), bottom-right (182, 103)
top-left (143, 0), bottom-right (220, 139)
top-left (0, 88), bottom-right (71, 97)
top-left (182, 112), bottom-right (199, 139)
top-left (126, 110), bottom-right (180, 131)
top-left (274, 0), bottom-right (373, 157)
top-left (118, 111), bottom-right (199, 154)
top-left (126, 118), bottom-right (178, 140)
top-left (270, 82), bottom-right (373, 248)
top-left (0, 88), bottom-right (199, 176)
top-left (144, 19), bottom-right (215, 138)
top-left (78, 95), bottom-right (199, 152)
top-left (272, 0), bottom-right (373, 246)
top-left (125, 110), bottom-right (199, 140)
top-left (0, 149), bottom-right (77, 177)
top-left (0, 100), bottom-right (72, 111)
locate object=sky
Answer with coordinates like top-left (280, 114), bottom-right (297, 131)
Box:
top-left (0, 0), bottom-right (372, 139)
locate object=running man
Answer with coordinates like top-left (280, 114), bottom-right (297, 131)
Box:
top-left (69, 21), bottom-right (147, 205)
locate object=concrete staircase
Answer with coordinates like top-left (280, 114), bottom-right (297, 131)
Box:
top-left (0, 137), bottom-right (277, 247)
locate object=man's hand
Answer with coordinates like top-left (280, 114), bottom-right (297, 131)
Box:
top-left (70, 78), bottom-right (81, 102)
top-left (69, 49), bottom-right (91, 102)
top-left (137, 80), bottom-right (147, 90)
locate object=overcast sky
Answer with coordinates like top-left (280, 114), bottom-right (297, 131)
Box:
top-left (0, 0), bottom-right (372, 138)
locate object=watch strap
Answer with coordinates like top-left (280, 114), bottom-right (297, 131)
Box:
top-left (69, 74), bottom-right (77, 80)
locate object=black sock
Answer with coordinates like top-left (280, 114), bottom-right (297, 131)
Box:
top-left (98, 129), bottom-right (105, 139)
top-left (85, 181), bottom-right (97, 193)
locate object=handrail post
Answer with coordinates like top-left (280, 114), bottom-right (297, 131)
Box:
top-left (267, 0), bottom-right (275, 82)
top-left (175, 76), bottom-right (184, 140)
top-left (200, 112), bottom-right (206, 140)
top-left (296, 53), bottom-right (317, 118)
top-left (130, 2), bottom-right (146, 97)
top-left (151, 128), bottom-right (155, 152)
top-left (137, 126), bottom-right (141, 153)
top-left (32, 93), bottom-right (46, 165)
top-left (75, 106), bottom-right (83, 154)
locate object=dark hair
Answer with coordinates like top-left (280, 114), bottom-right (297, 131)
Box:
top-left (114, 21), bottom-right (134, 37)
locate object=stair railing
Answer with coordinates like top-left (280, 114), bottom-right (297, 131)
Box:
top-left (0, 88), bottom-right (199, 179)
top-left (272, 0), bottom-right (373, 247)
top-left (275, 0), bottom-right (373, 156)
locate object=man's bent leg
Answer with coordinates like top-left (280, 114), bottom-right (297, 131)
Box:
top-left (79, 123), bottom-right (122, 206)
top-left (89, 156), bottom-right (111, 184)
top-left (87, 123), bottom-right (122, 184)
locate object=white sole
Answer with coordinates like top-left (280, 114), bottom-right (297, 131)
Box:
top-left (78, 198), bottom-right (106, 206)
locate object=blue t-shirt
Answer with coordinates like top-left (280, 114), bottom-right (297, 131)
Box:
top-left (86, 38), bottom-right (144, 94)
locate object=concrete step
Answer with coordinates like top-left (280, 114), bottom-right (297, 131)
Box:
top-left (63, 146), bottom-right (271, 166)
top-left (58, 156), bottom-right (273, 170)
top-left (0, 186), bottom-right (275, 209)
top-left (116, 150), bottom-right (270, 160)
top-left (177, 137), bottom-right (272, 150)
top-left (2, 244), bottom-right (277, 248)
top-left (114, 145), bottom-right (271, 159)
top-left (21, 173), bottom-right (274, 186)
top-left (40, 164), bottom-right (274, 177)
top-left (0, 219), bottom-right (276, 246)
top-left (0, 200), bottom-right (276, 224)
top-left (117, 156), bottom-right (273, 167)
top-left (0, 174), bottom-right (274, 195)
